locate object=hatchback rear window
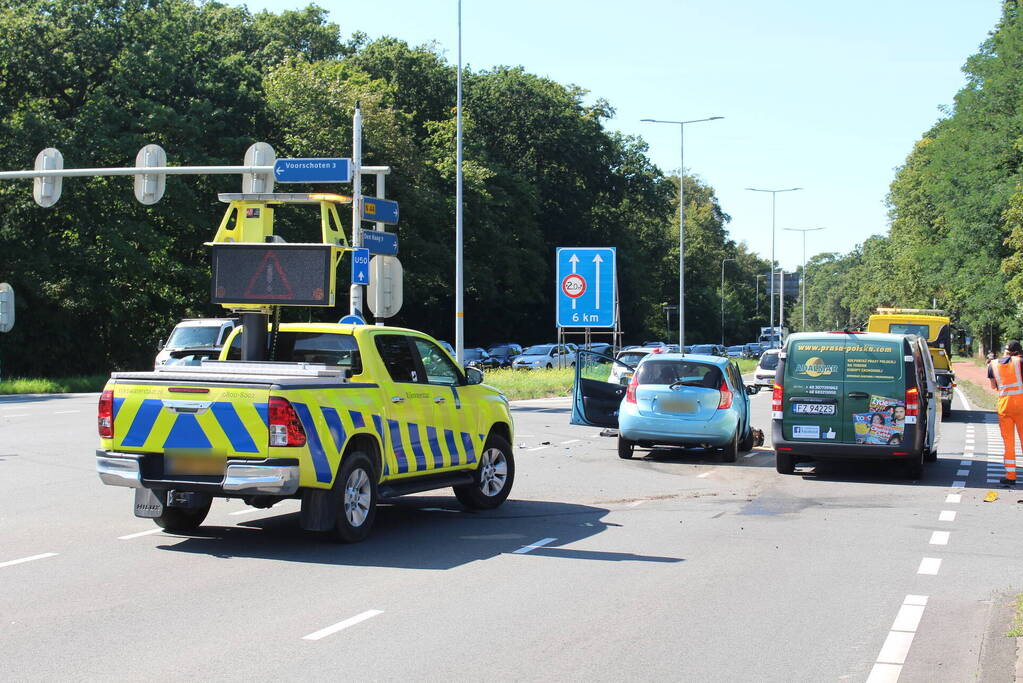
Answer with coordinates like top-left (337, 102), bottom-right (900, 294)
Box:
top-left (758, 353), bottom-right (779, 370)
top-left (637, 361), bottom-right (722, 388)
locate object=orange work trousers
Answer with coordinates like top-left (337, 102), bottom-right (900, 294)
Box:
top-left (996, 395), bottom-right (1022, 482)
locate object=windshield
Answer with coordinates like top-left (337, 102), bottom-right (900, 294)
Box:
top-left (523, 345), bottom-right (553, 355)
top-left (489, 346), bottom-right (514, 356)
top-left (617, 351), bottom-right (649, 365)
top-left (758, 352), bottom-right (779, 370)
top-left (691, 345), bottom-right (715, 354)
top-left (889, 323), bottom-right (930, 338)
top-left (464, 349), bottom-right (485, 360)
top-left (727, 346), bottom-right (744, 352)
top-left (166, 325), bottom-right (222, 348)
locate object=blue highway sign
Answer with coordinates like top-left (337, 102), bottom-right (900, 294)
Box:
top-left (556, 247), bottom-right (616, 328)
top-left (273, 158), bottom-right (352, 183)
top-left (351, 247), bottom-right (370, 285)
top-left (361, 230), bottom-right (398, 256)
top-left (362, 197), bottom-right (399, 224)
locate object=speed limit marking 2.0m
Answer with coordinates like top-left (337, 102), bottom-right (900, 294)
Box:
top-left (556, 247), bottom-right (616, 328)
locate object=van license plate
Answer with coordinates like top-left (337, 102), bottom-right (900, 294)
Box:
top-left (792, 403), bottom-right (835, 415)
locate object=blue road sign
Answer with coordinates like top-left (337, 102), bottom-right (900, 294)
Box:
top-left (556, 247), bottom-right (616, 328)
top-left (351, 247), bottom-right (370, 285)
top-left (362, 197), bottom-right (399, 224)
top-left (273, 158), bottom-right (352, 183)
top-left (361, 230), bottom-right (398, 256)
top-left (338, 314), bottom-right (367, 325)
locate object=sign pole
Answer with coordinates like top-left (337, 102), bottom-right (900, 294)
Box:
top-left (350, 102), bottom-right (364, 318)
top-left (374, 171), bottom-right (387, 326)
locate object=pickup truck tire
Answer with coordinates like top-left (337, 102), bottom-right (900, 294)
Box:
top-left (154, 496), bottom-right (212, 532)
top-left (332, 451), bottom-right (378, 543)
top-left (454, 434), bottom-right (515, 509)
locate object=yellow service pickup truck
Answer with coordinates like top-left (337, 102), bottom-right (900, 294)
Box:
top-left (96, 323), bottom-right (515, 542)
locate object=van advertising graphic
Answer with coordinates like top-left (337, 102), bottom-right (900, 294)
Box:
top-left (853, 394), bottom-right (906, 444)
top-left (789, 342), bottom-right (844, 380)
top-left (845, 342), bottom-right (900, 381)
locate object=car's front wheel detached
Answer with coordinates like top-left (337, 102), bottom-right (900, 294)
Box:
top-left (455, 435), bottom-right (515, 510)
top-left (776, 451), bottom-right (795, 474)
top-left (718, 428), bottom-right (739, 463)
top-left (332, 451), bottom-right (378, 543)
top-left (618, 436), bottom-right (635, 459)
top-left (153, 495), bottom-right (212, 532)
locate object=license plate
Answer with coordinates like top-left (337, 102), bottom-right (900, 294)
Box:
top-left (657, 397), bottom-right (696, 414)
top-left (792, 403), bottom-right (835, 415)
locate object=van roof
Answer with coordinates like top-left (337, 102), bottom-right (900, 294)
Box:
top-left (786, 331), bottom-right (909, 344)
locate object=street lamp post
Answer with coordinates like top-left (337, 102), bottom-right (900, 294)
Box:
top-left (783, 227), bottom-right (825, 330)
top-left (746, 187), bottom-right (802, 347)
top-left (720, 258), bottom-right (736, 345)
top-left (642, 116), bottom-right (724, 349)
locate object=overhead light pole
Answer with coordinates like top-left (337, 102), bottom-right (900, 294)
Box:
top-left (641, 116), bottom-right (724, 349)
top-left (720, 257), bottom-right (736, 345)
top-left (746, 187), bottom-right (802, 347)
top-left (454, 0), bottom-right (464, 365)
top-left (783, 227), bottom-right (825, 330)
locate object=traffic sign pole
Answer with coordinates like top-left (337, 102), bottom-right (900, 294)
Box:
top-left (350, 102), bottom-right (364, 319)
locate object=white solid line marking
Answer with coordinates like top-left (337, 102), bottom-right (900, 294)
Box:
top-left (229, 509), bottom-right (260, 516)
top-left (918, 557), bottom-right (942, 575)
top-left (956, 469), bottom-right (970, 476)
top-left (513, 537), bottom-right (557, 554)
top-left (929, 531), bottom-right (950, 545)
top-left (118, 528), bottom-right (164, 540)
top-left (939, 510), bottom-right (957, 522)
top-left (945, 493), bottom-right (961, 503)
top-left (524, 445), bottom-right (550, 452)
top-left (866, 662), bottom-right (902, 683)
top-left (302, 609), bottom-right (383, 641)
top-left (0, 552), bottom-right (58, 569)
top-left (3, 414), bottom-right (28, 418)
top-left (560, 439), bottom-right (580, 445)
top-left (697, 471), bottom-right (712, 478)
top-left (53, 410), bottom-right (81, 414)
top-left (951, 481), bottom-right (966, 488)
top-left (877, 630), bottom-right (916, 664)
top-left (891, 604), bottom-right (926, 632)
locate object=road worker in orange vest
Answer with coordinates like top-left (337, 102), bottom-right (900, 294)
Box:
top-left (987, 339), bottom-right (1022, 487)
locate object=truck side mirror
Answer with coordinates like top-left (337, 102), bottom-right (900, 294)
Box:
top-left (465, 367), bottom-right (484, 385)
top-left (158, 339), bottom-right (165, 350)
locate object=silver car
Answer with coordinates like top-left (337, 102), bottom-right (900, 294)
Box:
top-left (512, 344), bottom-right (575, 370)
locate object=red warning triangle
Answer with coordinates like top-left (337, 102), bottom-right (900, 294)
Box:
top-left (244, 250), bottom-right (294, 300)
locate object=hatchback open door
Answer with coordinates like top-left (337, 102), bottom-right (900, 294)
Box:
top-left (571, 350), bottom-right (634, 428)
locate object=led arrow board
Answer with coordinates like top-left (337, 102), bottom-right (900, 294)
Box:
top-left (556, 247), bottom-right (616, 328)
top-left (211, 244), bottom-right (335, 306)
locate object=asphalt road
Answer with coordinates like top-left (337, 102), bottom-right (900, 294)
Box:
top-left (1, 389), bottom-right (1020, 681)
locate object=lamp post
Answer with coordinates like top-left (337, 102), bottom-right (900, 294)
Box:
top-left (454, 0), bottom-right (465, 364)
top-left (720, 258), bottom-right (736, 345)
top-left (642, 116), bottom-right (724, 349)
top-left (783, 227), bottom-right (825, 330)
top-left (746, 187), bottom-right (802, 347)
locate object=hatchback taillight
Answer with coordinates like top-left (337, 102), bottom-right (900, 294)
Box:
top-left (905, 387), bottom-right (920, 418)
top-left (625, 374), bottom-right (639, 404)
top-left (268, 396), bottom-right (306, 447)
top-left (772, 383), bottom-right (783, 419)
top-left (98, 390), bottom-right (114, 438)
top-left (717, 380), bottom-right (732, 409)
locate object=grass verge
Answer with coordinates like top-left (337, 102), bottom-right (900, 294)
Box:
top-left (1007, 593), bottom-right (1023, 637)
top-left (0, 375), bottom-right (108, 395)
top-left (483, 367), bottom-right (574, 400)
top-left (955, 376), bottom-right (997, 411)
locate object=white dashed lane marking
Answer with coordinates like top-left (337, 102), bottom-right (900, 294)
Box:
top-left (928, 531), bottom-right (950, 545)
top-left (945, 493), bottom-right (961, 504)
top-left (917, 557), bottom-right (942, 575)
top-left (938, 510), bottom-right (957, 522)
top-left (512, 537), bottom-right (557, 554)
top-left (0, 552), bottom-right (58, 569)
top-left (302, 610), bottom-right (383, 641)
top-left (866, 595), bottom-right (929, 683)
top-left (118, 528), bottom-right (164, 540)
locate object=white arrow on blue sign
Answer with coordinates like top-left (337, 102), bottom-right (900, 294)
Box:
top-left (351, 247), bottom-right (370, 285)
top-left (556, 247), bottom-right (616, 328)
top-left (273, 158), bottom-right (352, 183)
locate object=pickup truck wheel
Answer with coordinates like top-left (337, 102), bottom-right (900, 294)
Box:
top-left (154, 496), bottom-right (212, 532)
top-left (454, 435), bottom-right (515, 510)
top-left (332, 452), bottom-right (378, 543)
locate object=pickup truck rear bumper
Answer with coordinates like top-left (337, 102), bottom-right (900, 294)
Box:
top-left (95, 450), bottom-right (301, 495)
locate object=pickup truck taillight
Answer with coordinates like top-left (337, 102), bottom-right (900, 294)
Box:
top-left (268, 397), bottom-right (306, 447)
top-left (98, 390), bottom-right (114, 438)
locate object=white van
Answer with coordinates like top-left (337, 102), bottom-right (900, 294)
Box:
top-left (155, 318), bottom-right (237, 367)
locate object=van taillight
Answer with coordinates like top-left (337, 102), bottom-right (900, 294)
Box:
top-left (905, 387), bottom-right (920, 418)
top-left (98, 390), bottom-right (114, 438)
top-left (268, 397), bottom-right (306, 447)
top-left (625, 374), bottom-right (639, 404)
top-left (717, 380), bottom-right (732, 409)
top-left (772, 383), bottom-right (783, 419)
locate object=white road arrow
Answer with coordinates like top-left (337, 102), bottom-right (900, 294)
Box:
top-left (569, 254), bottom-right (579, 309)
top-left (592, 253), bottom-right (603, 309)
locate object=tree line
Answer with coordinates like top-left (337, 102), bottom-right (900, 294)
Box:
top-left (0, 0), bottom-right (773, 377)
top-left (792, 1), bottom-right (1023, 354)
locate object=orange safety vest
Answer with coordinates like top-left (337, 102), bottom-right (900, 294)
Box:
top-left (991, 355), bottom-right (1023, 398)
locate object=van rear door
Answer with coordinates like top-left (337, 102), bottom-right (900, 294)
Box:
top-left (842, 337), bottom-right (906, 445)
top-left (782, 338), bottom-right (845, 442)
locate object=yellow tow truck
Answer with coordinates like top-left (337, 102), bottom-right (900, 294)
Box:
top-left (866, 308), bottom-right (955, 418)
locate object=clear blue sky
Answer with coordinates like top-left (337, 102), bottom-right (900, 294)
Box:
top-left (236, 0), bottom-right (1001, 270)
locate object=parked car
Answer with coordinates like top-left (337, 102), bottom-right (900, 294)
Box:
top-left (725, 345), bottom-right (749, 358)
top-left (438, 340), bottom-right (456, 358)
top-left (512, 344), bottom-right (575, 369)
top-left (582, 342), bottom-right (614, 356)
top-left (690, 344), bottom-right (726, 357)
top-left (744, 343), bottom-right (764, 359)
top-left (642, 340), bottom-right (668, 348)
top-left (572, 351), bottom-right (761, 462)
top-left (608, 347), bottom-right (656, 384)
top-left (771, 331), bottom-right (939, 477)
top-left (486, 343), bottom-right (523, 367)
top-left (753, 349), bottom-right (780, 387)
top-left (463, 347), bottom-right (501, 370)
top-left (155, 318), bottom-right (237, 368)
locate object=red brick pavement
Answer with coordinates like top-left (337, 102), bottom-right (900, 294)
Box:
top-left (952, 360), bottom-right (997, 399)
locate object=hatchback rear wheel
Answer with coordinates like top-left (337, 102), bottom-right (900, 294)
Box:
top-left (718, 429), bottom-right (739, 463)
top-left (617, 436), bottom-right (635, 459)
